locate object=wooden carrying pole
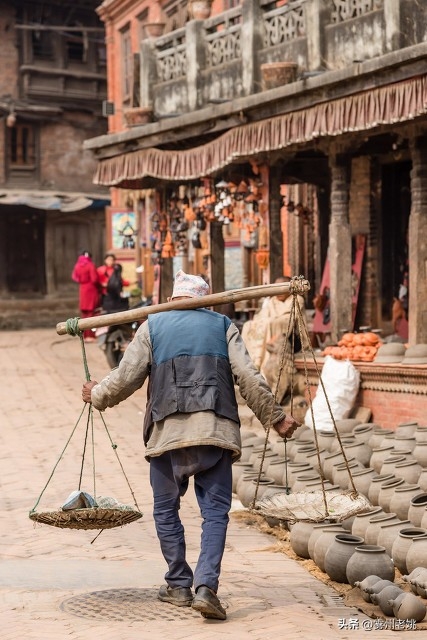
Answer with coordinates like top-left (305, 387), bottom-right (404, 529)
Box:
top-left (56, 279), bottom-right (310, 336)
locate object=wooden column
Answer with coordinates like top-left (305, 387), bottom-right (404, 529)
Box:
top-left (208, 221), bottom-right (225, 293)
top-left (329, 155), bottom-right (352, 342)
top-left (409, 139), bottom-right (427, 344)
top-left (269, 165), bottom-right (283, 282)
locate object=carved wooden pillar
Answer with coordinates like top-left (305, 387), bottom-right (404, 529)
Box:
top-left (329, 155), bottom-right (352, 342)
top-left (208, 221), bottom-right (225, 294)
top-left (409, 139), bottom-right (427, 344)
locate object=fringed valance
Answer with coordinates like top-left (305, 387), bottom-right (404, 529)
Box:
top-left (94, 74), bottom-right (427, 186)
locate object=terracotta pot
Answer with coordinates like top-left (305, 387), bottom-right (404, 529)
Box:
top-left (239, 476), bottom-right (275, 508)
top-left (352, 507), bottom-right (384, 538)
top-left (406, 534), bottom-right (427, 573)
top-left (413, 442), bottom-right (427, 467)
top-left (292, 473), bottom-right (322, 492)
top-left (260, 61), bottom-right (298, 91)
top-left (144, 22), bottom-right (166, 38)
top-left (419, 469), bottom-right (427, 491)
top-left (396, 422), bottom-right (418, 438)
top-left (365, 578), bottom-right (395, 599)
top-left (324, 533), bottom-right (365, 583)
top-left (379, 455), bottom-right (407, 476)
top-left (123, 107), bottom-right (153, 127)
top-left (289, 521), bottom-right (316, 559)
top-left (364, 513), bottom-right (400, 546)
top-left (421, 508), bottom-right (427, 530)
top-left (189, 0), bottom-right (213, 20)
top-left (293, 444), bottom-right (317, 463)
top-left (402, 566), bottom-right (427, 592)
top-left (250, 451), bottom-right (279, 472)
top-left (389, 484), bottom-right (422, 521)
top-left (367, 474), bottom-right (396, 506)
top-left (354, 574), bottom-right (383, 602)
top-left (408, 493), bottom-right (427, 526)
top-left (264, 457), bottom-right (289, 484)
top-left (305, 448), bottom-right (328, 471)
top-left (346, 544), bottom-right (395, 586)
top-left (377, 477), bottom-right (405, 512)
top-left (409, 568), bottom-right (427, 595)
top-left (240, 443), bottom-right (255, 462)
top-left (335, 418), bottom-right (361, 434)
top-left (323, 452), bottom-right (347, 481)
top-left (391, 527), bottom-right (427, 574)
top-left (352, 424), bottom-right (375, 441)
top-left (236, 470), bottom-right (264, 500)
top-left (312, 526), bottom-right (346, 571)
top-left (330, 436), bottom-right (355, 453)
top-left (370, 445), bottom-right (395, 473)
top-left (393, 460), bottom-right (422, 484)
top-left (284, 462), bottom-right (313, 488)
top-left (370, 584), bottom-right (404, 616)
top-left (332, 461), bottom-right (363, 490)
top-left (388, 591), bottom-right (427, 623)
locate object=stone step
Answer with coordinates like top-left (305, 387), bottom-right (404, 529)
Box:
top-left (0, 296), bottom-right (79, 330)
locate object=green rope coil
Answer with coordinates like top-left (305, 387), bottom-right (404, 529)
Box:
top-left (65, 317), bottom-right (83, 337)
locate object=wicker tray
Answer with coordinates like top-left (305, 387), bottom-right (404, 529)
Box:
top-left (29, 506), bottom-right (143, 530)
top-left (254, 490), bottom-right (372, 524)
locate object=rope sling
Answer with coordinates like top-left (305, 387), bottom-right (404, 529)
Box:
top-left (249, 276), bottom-right (371, 524)
top-left (29, 318), bottom-right (142, 535)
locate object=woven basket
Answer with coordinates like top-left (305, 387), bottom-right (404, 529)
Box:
top-left (254, 490), bottom-right (372, 524)
top-left (29, 506), bottom-right (143, 530)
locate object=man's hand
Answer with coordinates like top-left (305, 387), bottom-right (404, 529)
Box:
top-left (82, 380), bottom-right (98, 404)
top-left (273, 414), bottom-right (301, 439)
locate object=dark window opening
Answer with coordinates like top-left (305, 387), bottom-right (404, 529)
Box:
top-left (9, 124), bottom-right (36, 168)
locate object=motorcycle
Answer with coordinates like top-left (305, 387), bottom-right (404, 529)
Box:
top-left (95, 297), bottom-right (152, 368)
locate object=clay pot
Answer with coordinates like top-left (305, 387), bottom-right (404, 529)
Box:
top-left (376, 518), bottom-right (412, 555)
top-left (189, 0), bottom-right (213, 20)
top-left (346, 544), bottom-right (395, 586)
top-left (379, 455), bottom-right (407, 476)
top-left (305, 448), bottom-right (328, 471)
top-left (334, 418), bottom-right (361, 434)
top-left (351, 468), bottom-right (377, 497)
top-left (284, 462), bottom-right (313, 487)
top-left (232, 462), bottom-right (253, 493)
top-left (240, 444), bottom-right (256, 462)
top-left (421, 508), bottom-right (427, 530)
top-left (366, 578), bottom-right (395, 599)
top-left (415, 426), bottom-right (427, 443)
top-left (377, 477), bottom-right (405, 512)
top-left (293, 425), bottom-right (314, 442)
top-left (240, 430), bottom-right (258, 443)
top-left (389, 484), bottom-right (422, 521)
top-left (413, 442), bottom-right (427, 467)
top-left (354, 574), bottom-right (383, 602)
top-left (367, 474), bottom-right (396, 506)
top-left (342, 441), bottom-right (372, 467)
top-left (409, 568), bottom-right (427, 596)
top-left (394, 460), bottom-right (423, 484)
top-left (323, 452), bottom-right (347, 481)
top-left (370, 446), bottom-right (395, 473)
top-left (144, 22), bottom-right (166, 38)
top-left (394, 435), bottom-right (416, 452)
top-left (352, 424), bottom-right (375, 442)
top-left (406, 534), bottom-right (427, 572)
top-left (307, 523), bottom-right (343, 560)
top-left (402, 566), bottom-right (427, 592)
top-left (293, 445), bottom-right (317, 463)
top-left (330, 436), bottom-right (355, 453)
top-left (292, 473), bottom-right (322, 492)
top-left (351, 508), bottom-right (384, 538)
top-left (395, 422), bottom-right (418, 438)
top-left (289, 521), bottom-right (316, 559)
top-left (265, 458), bottom-right (289, 484)
top-left (315, 430), bottom-right (337, 452)
top-left (248, 446), bottom-right (274, 466)
top-left (238, 477), bottom-right (275, 508)
top-left (368, 427), bottom-right (393, 450)
top-left (332, 461), bottom-right (363, 490)
top-left (260, 61), bottom-right (298, 91)
top-left (408, 493), bottom-right (427, 526)
top-left (364, 513), bottom-right (400, 546)
top-left (324, 533), bottom-right (364, 583)
top-left (370, 584), bottom-right (404, 616)
top-left (418, 470), bottom-right (427, 491)
top-left (123, 107), bottom-right (153, 126)
top-left (312, 526), bottom-right (347, 572)
top-left (391, 527), bottom-right (427, 574)
top-left (388, 592), bottom-right (427, 623)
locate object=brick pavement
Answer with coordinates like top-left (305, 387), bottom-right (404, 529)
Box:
top-left (0, 328), bottom-right (422, 638)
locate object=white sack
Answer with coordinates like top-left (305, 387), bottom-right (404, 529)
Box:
top-left (304, 355), bottom-right (360, 431)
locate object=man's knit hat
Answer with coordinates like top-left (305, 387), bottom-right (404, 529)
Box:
top-left (171, 270), bottom-right (210, 299)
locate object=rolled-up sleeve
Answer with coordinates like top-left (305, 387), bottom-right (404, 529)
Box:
top-left (91, 322), bottom-right (152, 411)
top-left (227, 323), bottom-right (286, 428)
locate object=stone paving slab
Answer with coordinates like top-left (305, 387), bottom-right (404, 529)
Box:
top-left (0, 329), bottom-right (423, 638)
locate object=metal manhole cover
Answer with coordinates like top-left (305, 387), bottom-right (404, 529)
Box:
top-left (60, 588), bottom-right (202, 622)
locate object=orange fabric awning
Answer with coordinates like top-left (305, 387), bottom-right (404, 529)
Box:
top-left (94, 74), bottom-right (427, 186)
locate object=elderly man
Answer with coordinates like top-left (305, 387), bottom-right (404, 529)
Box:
top-left (82, 270), bottom-right (300, 621)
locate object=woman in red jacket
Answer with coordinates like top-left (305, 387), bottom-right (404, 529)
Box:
top-left (71, 250), bottom-right (100, 342)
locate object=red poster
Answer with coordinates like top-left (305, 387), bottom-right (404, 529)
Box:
top-left (313, 235), bottom-right (366, 334)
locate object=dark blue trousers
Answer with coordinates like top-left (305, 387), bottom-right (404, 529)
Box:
top-left (149, 445), bottom-right (232, 593)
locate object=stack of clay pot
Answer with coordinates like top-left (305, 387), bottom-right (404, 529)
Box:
top-left (356, 574), bottom-right (427, 622)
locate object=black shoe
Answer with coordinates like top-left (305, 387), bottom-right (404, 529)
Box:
top-left (158, 584), bottom-right (193, 607)
top-left (192, 586), bottom-right (227, 620)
